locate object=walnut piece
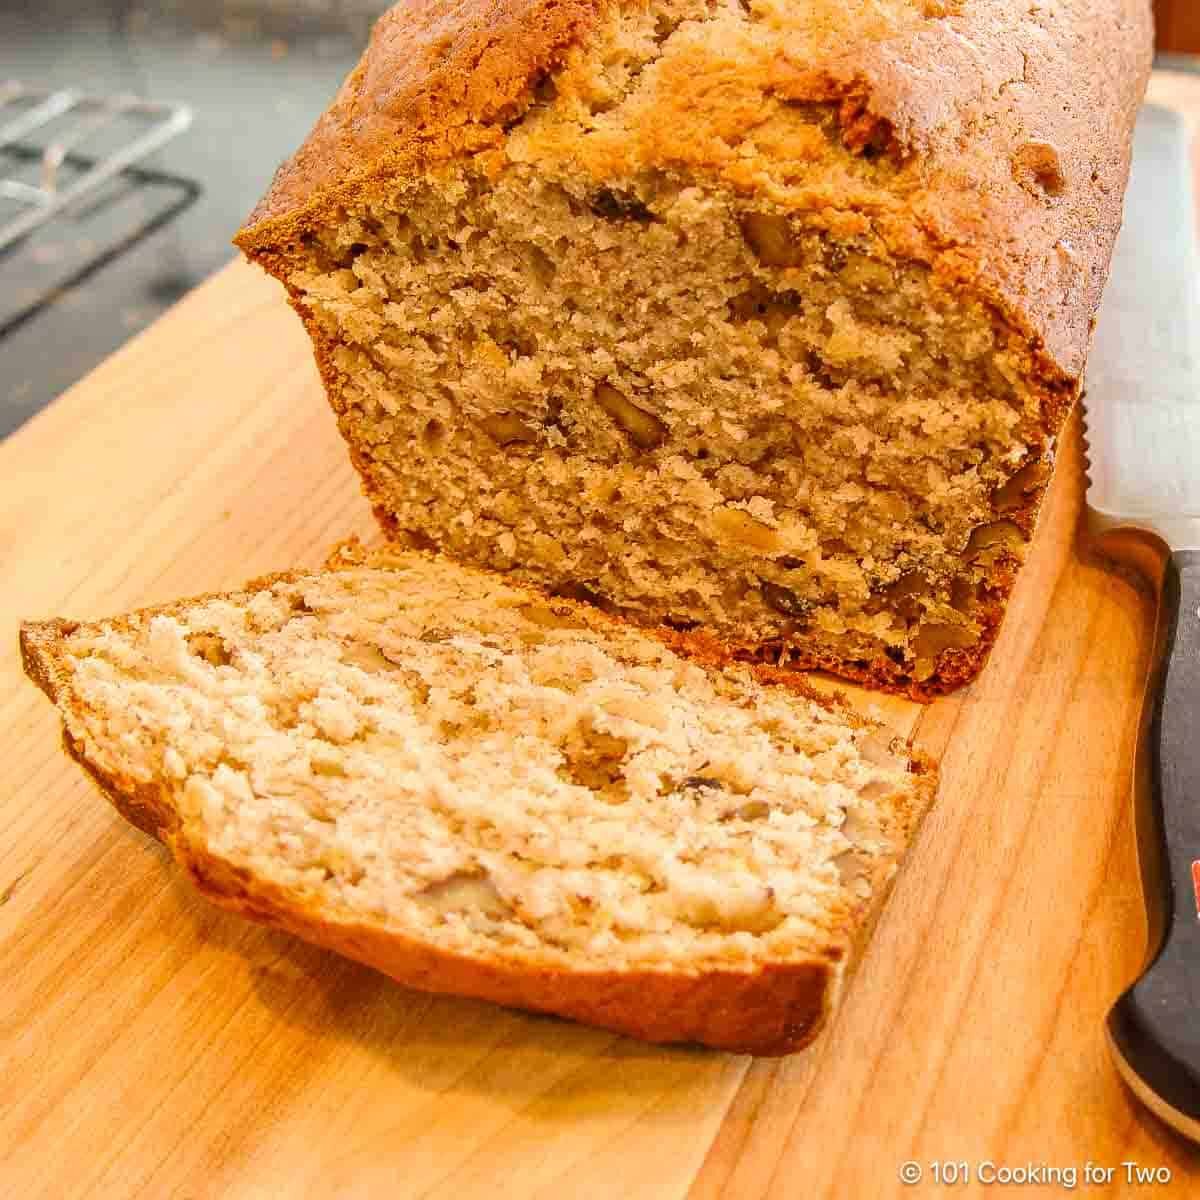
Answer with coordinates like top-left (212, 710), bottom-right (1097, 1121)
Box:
top-left (731, 800), bottom-right (770, 821)
top-left (950, 576), bottom-right (976, 613)
top-left (761, 580), bottom-right (810, 618)
top-left (594, 383), bottom-right (667, 450)
top-left (740, 212), bottom-right (802, 267)
top-left (589, 188), bottom-right (655, 223)
top-left (857, 731), bottom-right (905, 770)
top-left (839, 251), bottom-right (895, 291)
top-left (560, 722), bottom-right (630, 799)
top-left (712, 507), bottom-right (781, 553)
top-left (186, 632), bottom-right (231, 667)
top-left (964, 519), bottom-right (1025, 560)
top-left (481, 412), bottom-right (539, 446)
top-left (340, 642), bottom-right (396, 672)
top-left (416, 872), bottom-right (512, 920)
top-left (885, 571), bottom-right (933, 620)
top-left (834, 847), bottom-right (879, 896)
top-left (1012, 141), bottom-right (1066, 197)
top-left (914, 622), bottom-right (978, 658)
top-left (993, 460), bottom-right (1051, 512)
top-left (517, 602), bottom-right (589, 630)
top-left (727, 286), bottom-right (801, 338)
top-left (677, 886), bottom-right (783, 935)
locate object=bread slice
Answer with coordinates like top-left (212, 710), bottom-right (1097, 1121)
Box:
top-left (21, 545), bottom-right (934, 1054)
top-left (235, 0), bottom-right (1152, 697)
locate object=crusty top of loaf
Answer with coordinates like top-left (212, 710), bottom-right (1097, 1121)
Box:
top-left (237, 0), bottom-right (1152, 381)
top-left (239, 0), bottom-right (604, 232)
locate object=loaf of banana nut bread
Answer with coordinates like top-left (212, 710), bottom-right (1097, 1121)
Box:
top-left (236, 0), bottom-right (1152, 697)
top-left (21, 546), bottom-right (934, 1054)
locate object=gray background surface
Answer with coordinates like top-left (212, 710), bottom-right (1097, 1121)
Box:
top-left (0, 0), bottom-right (386, 436)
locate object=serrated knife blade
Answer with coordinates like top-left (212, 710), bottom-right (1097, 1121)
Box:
top-left (1088, 104), bottom-right (1200, 1144)
top-left (1086, 105), bottom-right (1200, 549)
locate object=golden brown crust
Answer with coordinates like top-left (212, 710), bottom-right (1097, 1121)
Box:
top-left (178, 843), bottom-right (838, 1055)
top-left (238, 0), bottom-right (1152, 384)
top-left (761, 0), bottom-right (1154, 381)
top-left (236, 0), bottom-right (605, 250)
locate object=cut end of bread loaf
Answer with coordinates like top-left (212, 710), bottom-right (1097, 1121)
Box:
top-left (236, 0), bottom-right (1151, 698)
top-left (21, 547), bottom-right (935, 1054)
top-left (264, 156), bottom-right (1049, 697)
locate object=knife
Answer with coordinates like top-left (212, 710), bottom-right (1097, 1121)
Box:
top-left (1085, 103), bottom-right (1200, 1141)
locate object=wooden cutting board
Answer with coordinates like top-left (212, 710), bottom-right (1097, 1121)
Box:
top-left (3, 70), bottom-right (1200, 1200)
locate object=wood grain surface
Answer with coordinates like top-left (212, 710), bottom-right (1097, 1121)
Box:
top-left (2, 72), bottom-right (1200, 1200)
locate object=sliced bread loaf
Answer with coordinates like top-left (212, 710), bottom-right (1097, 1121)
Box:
top-left (235, 0), bottom-right (1152, 696)
top-left (21, 545), bottom-right (934, 1054)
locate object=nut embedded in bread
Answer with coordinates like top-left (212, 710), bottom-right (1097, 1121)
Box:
top-left (235, 0), bottom-right (1153, 697)
top-left (20, 547), bottom-right (935, 1054)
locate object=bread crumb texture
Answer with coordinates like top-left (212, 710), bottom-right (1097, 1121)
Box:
top-left (29, 551), bottom-right (926, 976)
top-left (238, 0), bottom-right (1151, 697)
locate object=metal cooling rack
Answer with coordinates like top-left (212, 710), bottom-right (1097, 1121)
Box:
top-left (0, 83), bottom-right (193, 252)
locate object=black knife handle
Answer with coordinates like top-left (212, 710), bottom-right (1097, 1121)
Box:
top-left (1107, 547), bottom-right (1200, 1135)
